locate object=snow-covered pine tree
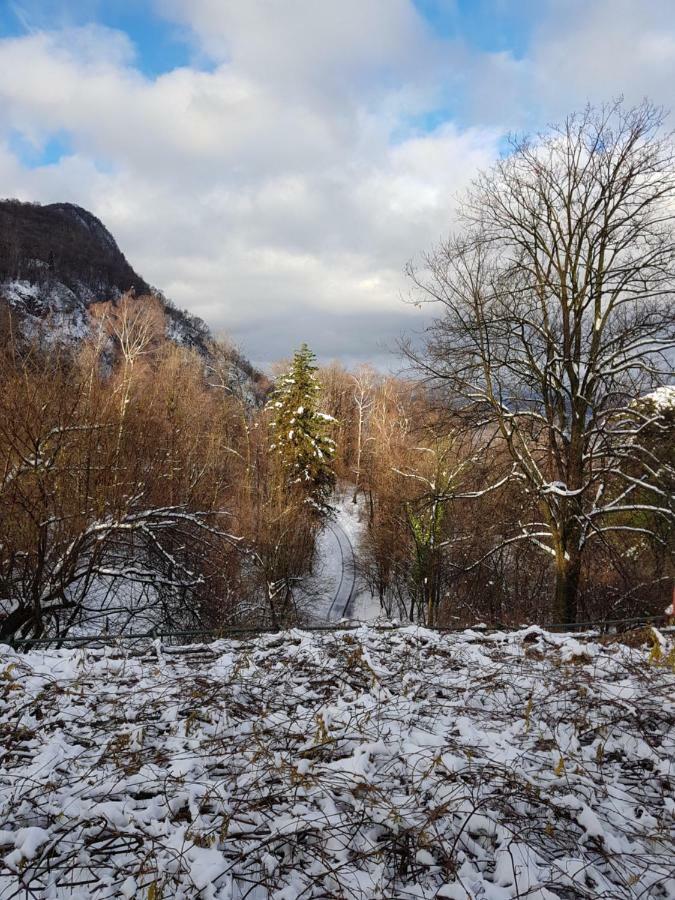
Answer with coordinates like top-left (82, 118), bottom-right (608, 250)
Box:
top-left (268, 344), bottom-right (336, 511)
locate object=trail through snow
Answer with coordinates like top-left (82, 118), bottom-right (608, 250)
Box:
top-left (306, 488), bottom-right (380, 624)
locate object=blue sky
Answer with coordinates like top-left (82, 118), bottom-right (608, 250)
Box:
top-left (1, 0), bottom-right (674, 365)
top-left (414, 0), bottom-right (533, 56)
top-left (0, 1), bottom-right (536, 72)
top-left (0, 2), bottom-right (195, 77)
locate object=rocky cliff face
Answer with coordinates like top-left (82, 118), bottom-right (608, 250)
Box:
top-left (0, 200), bottom-right (148, 298)
top-left (0, 199), bottom-right (209, 347)
top-left (0, 199), bottom-right (265, 398)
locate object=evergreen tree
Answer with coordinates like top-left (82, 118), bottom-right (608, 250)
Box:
top-left (268, 344), bottom-right (336, 510)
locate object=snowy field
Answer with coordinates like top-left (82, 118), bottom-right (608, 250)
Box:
top-left (1, 626), bottom-right (673, 899)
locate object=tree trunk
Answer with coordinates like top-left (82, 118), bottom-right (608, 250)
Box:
top-left (0, 604), bottom-right (35, 642)
top-left (554, 553), bottom-right (581, 626)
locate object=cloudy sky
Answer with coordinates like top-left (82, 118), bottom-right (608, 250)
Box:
top-left (1, 1), bottom-right (675, 367)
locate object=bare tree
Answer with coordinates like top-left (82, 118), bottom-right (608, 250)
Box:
top-left (0, 326), bottom-right (244, 642)
top-left (350, 366), bottom-right (375, 502)
top-left (408, 100), bottom-right (675, 623)
top-left (91, 293), bottom-right (165, 489)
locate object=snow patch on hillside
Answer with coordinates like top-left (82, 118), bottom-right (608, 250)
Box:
top-left (1, 277), bottom-right (92, 341)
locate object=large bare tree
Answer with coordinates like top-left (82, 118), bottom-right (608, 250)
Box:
top-left (408, 100), bottom-right (675, 623)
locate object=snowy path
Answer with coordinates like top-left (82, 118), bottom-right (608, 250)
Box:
top-left (305, 488), bottom-right (380, 624)
top-left (324, 519), bottom-right (357, 620)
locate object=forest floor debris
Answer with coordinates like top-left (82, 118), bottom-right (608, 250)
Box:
top-left (1, 626), bottom-right (673, 898)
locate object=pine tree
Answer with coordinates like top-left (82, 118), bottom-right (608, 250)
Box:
top-left (268, 344), bottom-right (336, 510)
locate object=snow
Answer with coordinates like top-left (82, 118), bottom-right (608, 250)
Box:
top-left (2, 279), bottom-right (40, 302)
top-left (2, 827), bottom-right (50, 870)
top-left (1, 626), bottom-right (673, 898)
top-left (306, 488), bottom-right (381, 623)
top-left (642, 384), bottom-right (675, 413)
top-left (1, 277), bottom-right (92, 344)
top-left (337, 492), bottom-right (381, 622)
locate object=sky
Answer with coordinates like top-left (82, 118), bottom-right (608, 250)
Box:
top-left (1, 0), bottom-right (675, 368)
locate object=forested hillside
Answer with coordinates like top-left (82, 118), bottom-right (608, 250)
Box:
top-left (0, 200), bottom-right (149, 297)
top-left (0, 199), bottom-right (256, 366)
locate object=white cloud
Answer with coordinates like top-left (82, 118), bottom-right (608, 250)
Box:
top-left (0, 9), bottom-right (494, 365)
top-left (462, 0), bottom-right (675, 127)
top-left (1, 1), bottom-right (675, 366)
top-left (155, 0), bottom-right (442, 102)
top-left (531, 0), bottom-right (675, 111)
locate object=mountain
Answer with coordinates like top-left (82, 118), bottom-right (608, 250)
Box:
top-left (0, 200), bottom-right (150, 298)
top-left (0, 199), bottom-right (265, 398)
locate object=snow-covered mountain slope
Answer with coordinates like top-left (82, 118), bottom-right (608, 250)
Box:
top-left (1, 626), bottom-right (673, 898)
top-left (0, 199), bottom-right (264, 396)
top-left (0, 199), bottom-right (208, 351)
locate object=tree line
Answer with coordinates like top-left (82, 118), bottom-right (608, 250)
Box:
top-left (0, 301), bottom-right (333, 640)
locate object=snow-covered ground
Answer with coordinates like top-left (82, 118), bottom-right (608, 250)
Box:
top-left (1, 626), bottom-right (673, 898)
top-left (306, 489), bottom-right (381, 624)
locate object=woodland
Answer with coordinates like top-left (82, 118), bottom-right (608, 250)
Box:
top-left (0, 101), bottom-right (673, 642)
